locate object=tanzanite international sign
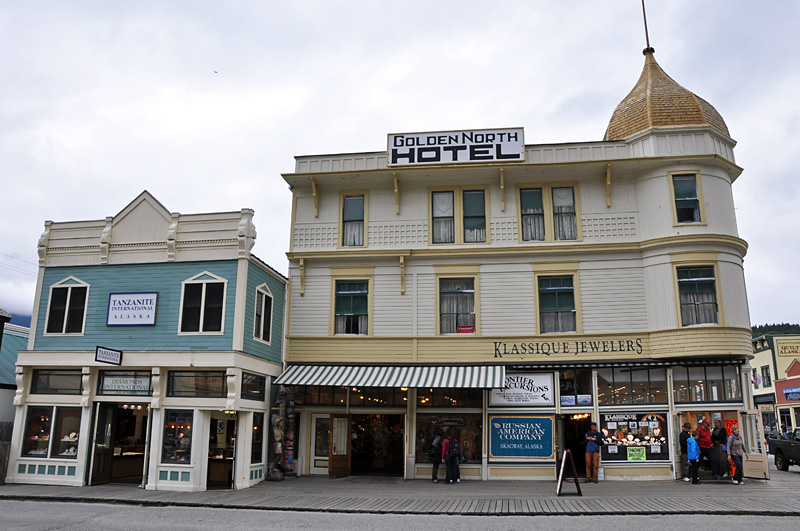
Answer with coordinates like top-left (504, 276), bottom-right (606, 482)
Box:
top-left (388, 127), bottom-right (524, 166)
top-left (489, 415), bottom-right (555, 461)
top-left (107, 292), bottom-right (158, 326)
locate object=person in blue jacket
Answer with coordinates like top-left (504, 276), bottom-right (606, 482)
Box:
top-left (687, 430), bottom-right (701, 484)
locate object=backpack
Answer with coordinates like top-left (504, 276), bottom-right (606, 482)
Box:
top-left (450, 438), bottom-right (462, 458)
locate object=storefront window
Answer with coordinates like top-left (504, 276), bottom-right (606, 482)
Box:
top-left (673, 365), bottom-right (741, 403)
top-left (349, 387), bottom-right (407, 407)
top-left (417, 388), bottom-right (482, 407)
top-left (30, 369), bottom-right (82, 395)
top-left (597, 368), bottom-right (667, 405)
top-left (51, 407), bottom-right (81, 459)
top-left (162, 409), bottom-right (193, 463)
top-left (599, 412), bottom-right (669, 462)
top-left (242, 372), bottom-right (266, 401)
top-left (559, 369), bottom-right (592, 406)
top-left (416, 413), bottom-right (482, 463)
top-left (167, 371), bottom-right (226, 397)
top-left (22, 406), bottom-right (53, 457)
top-left (300, 386), bottom-right (348, 405)
top-left (251, 412), bottom-right (264, 464)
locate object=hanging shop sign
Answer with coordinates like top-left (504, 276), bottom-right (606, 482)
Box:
top-left (95, 346), bottom-right (123, 366)
top-left (387, 127), bottom-right (524, 166)
top-left (490, 373), bottom-right (553, 406)
top-left (107, 292), bottom-right (158, 326)
top-left (488, 415), bottom-right (555, 461)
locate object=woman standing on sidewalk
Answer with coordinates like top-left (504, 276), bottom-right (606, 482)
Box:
top-left (727, 426), bottom-right (746, 485)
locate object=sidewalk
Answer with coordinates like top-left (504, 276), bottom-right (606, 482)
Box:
top-left (1, 474), bottom-right (797, 516)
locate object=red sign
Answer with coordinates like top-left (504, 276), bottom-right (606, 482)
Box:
top-left (457, 325), bottom-right (475, 334)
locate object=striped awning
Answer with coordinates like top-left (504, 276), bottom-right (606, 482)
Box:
top-left (274, 365), bottom-right (505, 389)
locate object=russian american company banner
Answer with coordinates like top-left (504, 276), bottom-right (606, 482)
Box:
top-left (388, 127), bottom-right (524, 166)
top-left (489, 415), bottom-right (555, 461)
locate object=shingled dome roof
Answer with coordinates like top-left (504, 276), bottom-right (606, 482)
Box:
top-left (604, 48), bottom-right (729, 141)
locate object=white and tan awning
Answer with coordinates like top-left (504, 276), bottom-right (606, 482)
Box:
top-left (274, 365), bottom-right (505, 389)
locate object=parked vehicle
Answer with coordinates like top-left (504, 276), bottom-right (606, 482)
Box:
top-left (768, 428), bottom-right (800, 471)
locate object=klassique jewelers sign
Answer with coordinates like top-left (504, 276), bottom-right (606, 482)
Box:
top-left (492, 338), bottom-right (644, 358)
top-left (388, 127), bottom-right (524, 166)
top-left (107, 292), bottom-right (158, 326)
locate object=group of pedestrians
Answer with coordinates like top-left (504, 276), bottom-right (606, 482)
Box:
top-left (426, 428), bottom-right (466, 484)
top-left (679, 418), bottom-right (747, 485)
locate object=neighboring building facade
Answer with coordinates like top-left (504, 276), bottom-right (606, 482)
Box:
top-left (6, 192), bottom-right (286, 491)
top-left (1, 322), bottom-right (29, 424)
top-left (278, 49), bottom-right (769, 481)
top-left (753, 335), bottom-right (800, 435)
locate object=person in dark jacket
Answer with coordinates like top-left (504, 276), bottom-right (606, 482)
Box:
top-left (428, 429), bottom-right (443, 483)
top-left (442, 432), bottom-right (455, 484)
top-left (584, 421), bottom-right (603, 483)
top-left (712, 419), bottom-right (729, 478)
top-left (679, 422), bottom-right (692, 481)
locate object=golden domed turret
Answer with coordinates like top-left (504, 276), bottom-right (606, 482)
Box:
top-left (604, 48), bottom-right (729, 141)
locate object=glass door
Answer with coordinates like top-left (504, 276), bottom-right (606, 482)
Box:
top-left (672, 413), bottom-right (684, 480)
top-left (310, 414), bottom-right (330, 475)
top-left (89, 402), bottom-right (116, 486)
top-left (329, 415), bottom-right (351, 478)
top-left (739, 410), bottom-right (769, 480)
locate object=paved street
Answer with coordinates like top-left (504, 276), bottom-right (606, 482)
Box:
top-left (1, 458), bottom-right (799, 517)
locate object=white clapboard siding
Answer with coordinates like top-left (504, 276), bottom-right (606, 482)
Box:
top-left (372, 269), bottom-right (414, 336)
top-left (288, 272), bottom-right (332, 336)
top-left (579, 264), bottom-right (649, 333)
top-left (479, 270), bottom-right (536, 336)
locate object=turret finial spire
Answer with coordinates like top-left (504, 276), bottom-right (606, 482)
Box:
top-left (642, 0), bottom-right (655, 55)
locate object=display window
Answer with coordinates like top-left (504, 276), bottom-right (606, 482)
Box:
top-left (30, 369), bottom-right (82, 395)
top-left (252, 412), bottom-right (264, 463)
top-left (242, 372), bottom-right (266, 401)
top-left (559, 369), bottom-right (592, 406)
top-left (416, 413), bottom-right (482, 463)
top-left (162, 409), bottom-right (194, 463)
top-left (349, 387), bottom-right (407, 407)
top-left (167, 371), bottom-right (226, 397)
top-left (300, 386), bottom-right (348, 405)
top-left (22, 406), bottom-right (53, 457)
top-left (599, 412), bottom-right (669, 462)
top-left (52, 407), bottom-right (81, 458)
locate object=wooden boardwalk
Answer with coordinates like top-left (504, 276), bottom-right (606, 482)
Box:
top-left (1, 476), bottom-right (799, 516)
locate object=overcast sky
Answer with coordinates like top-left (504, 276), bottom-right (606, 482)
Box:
top-left (1, 1), bottom-right (798, 327)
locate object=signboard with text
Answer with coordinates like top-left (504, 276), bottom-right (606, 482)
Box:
top-left (775, 338), bottom-right (800, 357)
top-left (388, 128), bottom-right (524, 166)
top-left (489, 415), bottom-right (555, 461)
top-left (107, 292), bottom-right (158, 326)
top-left (95, 346), bottom-right (123, 366)
top-left (490, 373), bottom-right (553, 406)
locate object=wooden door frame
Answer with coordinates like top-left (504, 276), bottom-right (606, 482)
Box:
top-left (328, 414), bottom-right (351, 478)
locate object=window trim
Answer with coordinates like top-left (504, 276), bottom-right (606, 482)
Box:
top-left (329, 267), bottom-right (374, 336)
top-left (532, 262), bottom-right (581, 335)
top-left (670, 252), bottom-right (724, 327)
top-left (668, 170), bottom-right (707, 226)
top-left (428, 186), bottom-right (491, 245)
top-left (43, 276), bottom-right (90, 336)
top-left (338, 190), bottom-right (369, 248)
top-left (253, 283), bottom-right (274, 345)
top-left (761, 365), bottom-right (772, 387)
top-left (516, 183), bottom-right (582, 243)
top-left (434, 264), bottom-right (480, 336)
top-left (178, 271), bottom-right (227, 336)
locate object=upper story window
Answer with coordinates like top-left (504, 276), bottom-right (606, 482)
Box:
top-left (671, 173), bottom-right (704, 224)
top-left (334, 280), bottom-right (368, 335)
top-left (179, 272), bottom-right (226, 334)
top-left (254, 284), bottom-right (273, 344)
top-left (431, 187), bottom-right (489, 244)
top-left (432, 191), bottom-right (455, 243)
top-left (761, 365), bottom-right (772, 387)
top-left (462, 190), bottom-right (486, 243)
top-left (677, 266), bottom-right (718, 326)
top-left (341, 193), bottom-right (366, 247)
top-left (673, 365), bottom-right (740, 402)
top-left (518, 184), bottom-right (580, 242)
top-left (537, 275), bottom-right (576, 333)
top-left (45, 277), bottom-right (89, 335)
top-left (439, 278), bottom-right (476, 334)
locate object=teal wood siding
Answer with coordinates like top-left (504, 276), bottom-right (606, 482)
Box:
top-left (34, 261), bottom-right (238, 352)
top-left (242, 261), bottom-right (285, 364)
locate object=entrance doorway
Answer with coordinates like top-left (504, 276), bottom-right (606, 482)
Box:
top-left (350, 414), bottom-right (404, 476)
top-left (207, 411), bottom-right (237, 490)
top-left (557, 414), bottom-right (592, 477)
top-left (89, 403), bottom-right (149, 486)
